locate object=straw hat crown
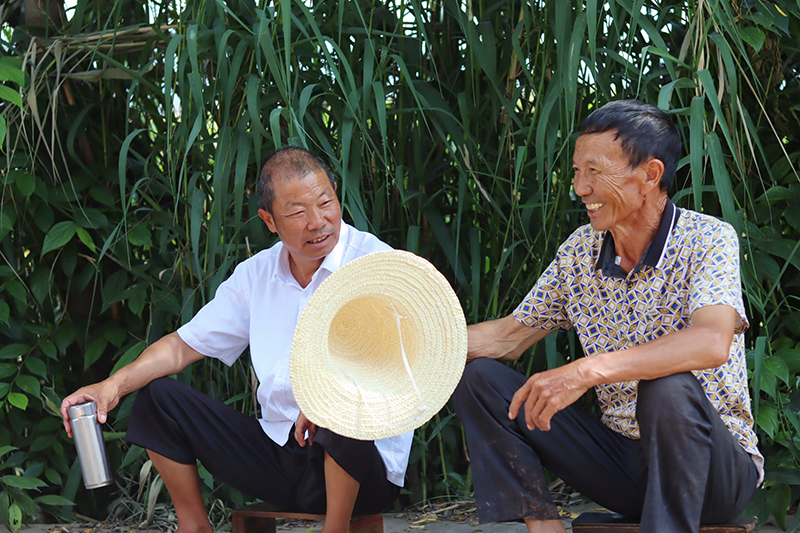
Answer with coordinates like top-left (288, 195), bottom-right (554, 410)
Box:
top-left (290, 250), bottom-right (467, 440)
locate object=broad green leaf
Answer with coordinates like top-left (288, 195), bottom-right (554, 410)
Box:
top-left (0, 344), bottom-right (28, 360)
top-left (0, 212), bottom-right (12, 240)
top-left (29, 266), bottom-right (50, 303)
top-left (41, 221), bottom-right (79, 257)
top-left (9, 503), bottom-right (21, 533)
top-left (766, 467), bottom-right (800, 485)
top-left (1, 475), bottom-right (46, 490)
top-left (84, 338), bottom-right (108, 371)
top-left (0, 56), bottom-right (24, 86)
top-left (76, 227), bottom-right (96, 252)
top-left (0, 300), bottom-right (9, 324)
top-left (127, 223), bottom-right (152, 248)
top-left (111, 342), bottom-right (146, 376)
top-left (0, 363), bottom-right (16, 379)
top-left (35, 495), bottom-right (74, 506)
top-left (44, 468), bottom-right (62, 485)
top-left (23, 357), bottom-right (46, 378)
top-left (0, 84), bottom-right (21, 109)
top-left (15, 374), bottom-right (40, 397)
top-left (0, 445), bottom-right (16, 458)
top-left (7, 392), bottom-right (29, 410)
top-left (757, 402), bottom-right (779, 438)
top-left (14, 172), bottom-right (35, 198)
top-left (38, 340), bottom-right (56, 359)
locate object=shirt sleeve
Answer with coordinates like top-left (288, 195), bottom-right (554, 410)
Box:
top-left (687, 220), bottom-right (749, 334)
top-left (177, 262), bottom-right (253, 365)
top-left (513, 242), bottom-right (573, 331)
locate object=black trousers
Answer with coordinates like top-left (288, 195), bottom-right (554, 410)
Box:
top-left (453, 359), bottom-right (758, 532)
top-left (126, 377), bottom-right (400, 514)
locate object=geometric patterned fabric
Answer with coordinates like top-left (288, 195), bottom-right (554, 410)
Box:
top-left (513, 204), bottom-right (763, 480)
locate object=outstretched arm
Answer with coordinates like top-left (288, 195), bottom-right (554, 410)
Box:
top-left (60, 332), bottom-right (205, 436)
top-left (467, 314), bottom-right (551, 362)
top-left (509, 304), bottom-right (737, 432)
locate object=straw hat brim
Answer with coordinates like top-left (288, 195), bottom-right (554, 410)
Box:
top-left (290, 250), bottom-right (467, 440)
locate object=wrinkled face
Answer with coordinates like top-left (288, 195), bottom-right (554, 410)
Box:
top-left (258, 170), bottom-right (342, 266)
top-left (572, 131), bottom-right (650, 232)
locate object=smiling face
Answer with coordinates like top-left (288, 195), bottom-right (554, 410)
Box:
top-left (258, 170), bottom-right (342, 283)
top-left (572, 130), bottom-right (662, 234)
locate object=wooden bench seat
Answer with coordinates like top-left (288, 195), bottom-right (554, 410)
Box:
top-left (231, 502), bottom-right (383, 533)
top-left (571, 512), bottom-right (757, 532)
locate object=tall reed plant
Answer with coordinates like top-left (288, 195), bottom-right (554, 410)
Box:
top-left (1, 0), bottom-right (799, 528)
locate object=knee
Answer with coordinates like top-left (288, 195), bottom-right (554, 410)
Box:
top-left (134, 376), bottom-right (177, 408)
top-left (453, 358), bottom-right (511, 413)
top-left (637, 372), bottom-right (710, 433)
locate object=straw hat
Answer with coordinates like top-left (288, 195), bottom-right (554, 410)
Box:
top-left (290, 250), bottom-right (467, 440)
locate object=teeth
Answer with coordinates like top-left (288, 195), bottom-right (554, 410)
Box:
top-left (586, 203), bottom-right (603, 211)
top-left (309, 235), bottom-right (327, 244)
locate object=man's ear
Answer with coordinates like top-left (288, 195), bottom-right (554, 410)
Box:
top-left (258, 208), bottom-right (278, 234)
top-left (643, 158), bottom-right (665, 191)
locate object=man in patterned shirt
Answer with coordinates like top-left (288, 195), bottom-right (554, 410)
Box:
top-left (454, 99), bottom-right (761, 533)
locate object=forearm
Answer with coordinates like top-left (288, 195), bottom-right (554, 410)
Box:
top-left (580, 305), bottom-right (736, 388)
top-left (108, 332), bottom-right (204, 395)
top-left (467, 315), bottom-right (550, 362)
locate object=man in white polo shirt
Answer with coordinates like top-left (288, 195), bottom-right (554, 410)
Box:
top-left (60, 146), bottom-right (413, 533)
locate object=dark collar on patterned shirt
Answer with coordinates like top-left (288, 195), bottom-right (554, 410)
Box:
top-left (595, 199), bottom-right (681, 279)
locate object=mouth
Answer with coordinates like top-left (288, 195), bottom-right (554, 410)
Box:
top-left (307, 233), bottom-right (330, 245)
top-left (585, 203), bottom-right (604, 212)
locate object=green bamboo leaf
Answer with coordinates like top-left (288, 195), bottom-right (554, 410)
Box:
top-left (1, 475), bottom-right (45, 490)
top-left (0, 300), bottom-right (9, 324)
top-left (41, 221), bottom-right (79, 257)
top-left (688, 96), bottom-right (706, 213)
top-left (751, 336), bottom-right (766, 421)
top-left (697, 70), bottom-right (736, 162)
top-left (705, 132), bottom-right (737, 227)
top-left (35, 495), bottom-right (74, 507)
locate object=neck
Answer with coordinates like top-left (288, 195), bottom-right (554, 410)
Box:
top-left (289, 255), bottom-right (323, 288)
top-left (609, 194), bottom-right (668, 273)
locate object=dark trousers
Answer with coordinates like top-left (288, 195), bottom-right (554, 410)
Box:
top-left (126, 377), bottom-right (400, 514)
top-left (453, 359), bottom-right (757, 532)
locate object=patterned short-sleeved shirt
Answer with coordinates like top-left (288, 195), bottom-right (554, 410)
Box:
top-left (513, 201), bottom-right (763, 479)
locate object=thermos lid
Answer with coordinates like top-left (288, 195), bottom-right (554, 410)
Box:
top-left (68, 401), bottom-right (96, 419)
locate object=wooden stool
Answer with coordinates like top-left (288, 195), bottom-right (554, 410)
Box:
top-left (231, 502), bottom-right (383, 533)
top-left (571, 512), bottom-right (757, 532)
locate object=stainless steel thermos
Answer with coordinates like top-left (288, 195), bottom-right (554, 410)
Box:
top-left (68, 401), bottom-right (112, 489)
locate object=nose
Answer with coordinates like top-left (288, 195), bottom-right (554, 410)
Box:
top-left (573, 170), bottom-right (592, 197)
top-left (306, 206), bottom-right (325, 229)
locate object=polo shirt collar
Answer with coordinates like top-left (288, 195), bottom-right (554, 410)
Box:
top-left (276, 221), bottom-right (349, 286)
top-left (596, 199), bottom-right (680, 278)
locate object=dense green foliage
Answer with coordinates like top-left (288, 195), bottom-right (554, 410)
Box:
top-left (0, 0), bottom-right (799, 530)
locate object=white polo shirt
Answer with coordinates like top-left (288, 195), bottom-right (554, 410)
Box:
top-left (177, 222), bottom-right (413, 487)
